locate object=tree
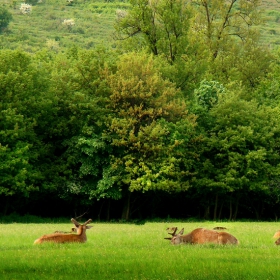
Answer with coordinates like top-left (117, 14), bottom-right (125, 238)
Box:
top-left (190, 0), bottom-right (262, 59)
top-left (195, 90), bottom-right (280, 220)
top-left (114, 0), bottom-right (191, 64)
top-left (101, 52), bottom-right (198, 219)
top-left (0, 50), bottom-right (50, 204)
top-left (47, 47), bottom-right (118, 205)
top-left (189, 0), bottom-right (272, 88)
top-left (0, 6), bottom-right (12, 32)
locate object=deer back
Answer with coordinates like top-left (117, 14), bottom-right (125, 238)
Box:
top-left (189, 228), bottom-right (238, 245)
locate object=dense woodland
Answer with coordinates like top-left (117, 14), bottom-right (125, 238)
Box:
top-left (1, 0), bottom-right (280, 221)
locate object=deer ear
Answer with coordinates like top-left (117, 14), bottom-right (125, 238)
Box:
top-left (86, 226), bottom-right (93, 229)
top-left (178, 228), bottom-right (184, 235)
top-left (164, 237), bottom-right (172, 240)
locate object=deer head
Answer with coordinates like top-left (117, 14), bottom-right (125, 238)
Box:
top-left (164, 227), bottom-right (187, 244)
top-left (71, 218), bottom-right (92, 235)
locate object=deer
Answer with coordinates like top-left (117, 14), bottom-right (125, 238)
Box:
top-left (34, 218), bottom-right (92, 244)
top-left (273, 230), bottom-right (280, 239)
top-left (165, 227), bottom-right (239, 245)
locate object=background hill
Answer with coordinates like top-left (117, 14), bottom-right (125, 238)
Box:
top-left (1, 0), bottom-right (280, 52)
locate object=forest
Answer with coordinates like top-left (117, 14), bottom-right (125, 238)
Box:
top-left (1, 0), bottom-right (280, 221)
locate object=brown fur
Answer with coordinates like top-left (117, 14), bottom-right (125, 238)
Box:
top-left (165, 228), bottom-right (239, 245)
top-left (34, 218), bottom-right (92, 244)
top-left (273, 230), bottom-right (280, 239)
top-left (275, 238), bottom-right (280, 245)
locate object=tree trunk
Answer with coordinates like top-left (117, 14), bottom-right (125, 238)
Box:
top-left (213, 194), bottom-right (218, 221)
top-left (3, 197), bottom-right (9, 215)
top-left (229, 196), bottom-right (233, 220)
top-left (97, 200), bottom-right (105, 221)
top-left (204, 203), bottom-right (210, 220)
top-left (106, 199), bottom-right (111, 221)
top-left (218, 200), bottom-right (224, 220)
top-left (121, 193), bottom-right (131, 221)
top-left (233, 195), bottom-right (240, 221)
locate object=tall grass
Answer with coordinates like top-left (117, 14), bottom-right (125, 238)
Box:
top-left (0, 221), bottom-right (280, 279)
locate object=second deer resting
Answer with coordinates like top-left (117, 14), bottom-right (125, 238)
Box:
top-left (165, 227), bottom-right (239, 245)
top-left (34, 218), bottom-right (92, 244)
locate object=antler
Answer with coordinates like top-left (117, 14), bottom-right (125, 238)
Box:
top-left (84, 219), bottom-right (92, 226)
top-left (71, 218), bottom-right (80, 227)
top-left (169, 227), bottom-right (178, 236)
top-left (164, 227), bottom-right (178, 240)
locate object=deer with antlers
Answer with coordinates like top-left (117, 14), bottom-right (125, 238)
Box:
top-left (272, 230), bottom-right (280, 245)
top-left (34, 218), bottom-right (92, 244)
top-left (165, 227), bottom-right (238, 245)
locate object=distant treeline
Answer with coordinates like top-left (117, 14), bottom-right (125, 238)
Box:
top-left (1, 0), bottom-right (280, 221)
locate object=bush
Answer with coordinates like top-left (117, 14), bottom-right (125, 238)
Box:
top-left (0, 7), bottom-right (12, 32)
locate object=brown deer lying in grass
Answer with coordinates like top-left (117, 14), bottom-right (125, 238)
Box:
top-left (165, 227), bottom-right (238, 245)
top-left (34, 218), bottom-right (92, 244)
top-left (273, 230), bottom-right (280, 239)
top-left (273, 230), bottom-right (280, 245)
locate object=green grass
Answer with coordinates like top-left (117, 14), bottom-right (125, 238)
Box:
top-left (1, 221), bottom-right (280, 279)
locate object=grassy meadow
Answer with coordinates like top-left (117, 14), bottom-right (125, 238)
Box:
top-left (1, 221), bottom-right (280, 279)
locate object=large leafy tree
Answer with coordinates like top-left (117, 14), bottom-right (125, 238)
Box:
top-left (195, 90), bottom-right (280, 219)
top-left (47, 48), bottom-right (118, 204)
top-left (0, 50), bottom-right (50, 201)
top-left (97, 52), bottom-right (199, 218)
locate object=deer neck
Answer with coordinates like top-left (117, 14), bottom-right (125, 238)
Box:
top-left (181, 233), bottom-right (192, 243)
top-left (76, 226), bottom-right (86, 238)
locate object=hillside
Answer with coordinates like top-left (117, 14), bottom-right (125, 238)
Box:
top-left (0, 0), bottom-right (280, 52)
top-left (0, 0), bottom-right (127, 52)
top-left (261, 0), bottom-right (280, 46)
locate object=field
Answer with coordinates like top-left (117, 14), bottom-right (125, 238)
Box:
top-left (1, 0), bottom-right (280, 52)
top-left (1, 221), bottom-right (280, 279)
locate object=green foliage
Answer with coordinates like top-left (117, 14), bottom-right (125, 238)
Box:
top-left (195, 80), bottom-right (225, 110)
top-left (0, 50), bottom-right (48, 196)
top-left (197, 93), bottom-right (280, 196)
top-left (104, 52), bottom-right (198, 193)
top-left (0, 0), bottom-right (280, 219)
top-left (115, 0), bottom-right (191, 63)
top-left (0, 6), bottom-right (12, 31)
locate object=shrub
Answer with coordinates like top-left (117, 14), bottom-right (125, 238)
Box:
top-left (62, 18), bottom-right (75, 31)
top-left (0, 7), bottom-right (12, 32)
top-left (20, 3), bottom-right (32, 15)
